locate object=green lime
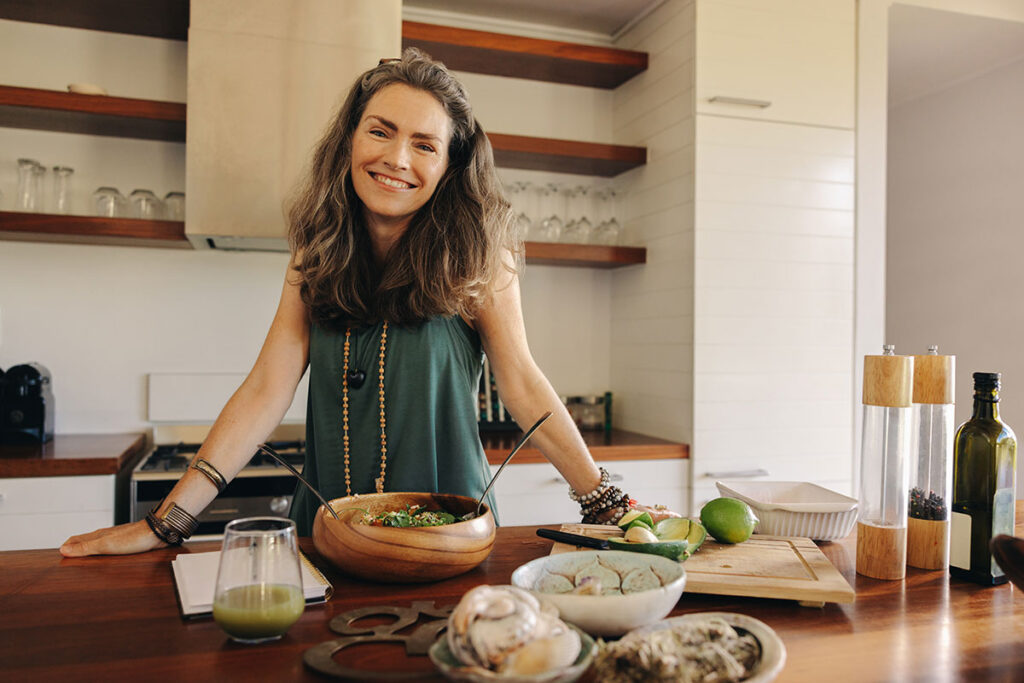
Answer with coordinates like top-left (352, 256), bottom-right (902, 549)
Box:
top-left (700, 498), bottom-right (758, 544)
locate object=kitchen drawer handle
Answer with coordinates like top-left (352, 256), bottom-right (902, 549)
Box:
top-left (708, 95), bottom-right (772, 108)
top-left (550, 473), bottom-right (624, 484)
top-left (704, 469), bottom-right (769, 479)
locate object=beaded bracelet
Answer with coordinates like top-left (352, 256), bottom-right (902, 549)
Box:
top-left (568, 467), bottom-right (611, 504)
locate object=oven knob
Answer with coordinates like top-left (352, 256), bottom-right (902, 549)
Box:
top-left (270, 496), bottom-right (290, 514)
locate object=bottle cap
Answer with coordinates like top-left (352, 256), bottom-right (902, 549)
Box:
top-left (973, 372), bottom-right (1000, 391)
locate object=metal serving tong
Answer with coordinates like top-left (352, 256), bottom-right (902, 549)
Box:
top-left (257, 443), bottom-right (340, 520)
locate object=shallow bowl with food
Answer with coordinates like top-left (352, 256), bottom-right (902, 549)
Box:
top-left (429, 623), bottom-right (595, 683)
top-left (312, 492), bottom-right (495, 583)
top-left (618, 612), bottom-right (786, 682)
top-left (510, 550), bottom-right (685, 637)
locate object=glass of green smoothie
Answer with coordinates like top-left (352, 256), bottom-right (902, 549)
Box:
top-left (213, 517), bottom-right (305, 644)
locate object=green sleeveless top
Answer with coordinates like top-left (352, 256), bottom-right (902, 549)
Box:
top-left (289, 316), bottom-right (499, 535)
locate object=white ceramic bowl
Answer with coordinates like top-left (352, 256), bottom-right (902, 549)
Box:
top-left (429, 623), bottom-right (595, 683)
top-left (510, 550), bottom-right (686, 637)
top-left (716, 480), bottom-right (858, 541)
top-left (625, 612), bottom-right (786, 683)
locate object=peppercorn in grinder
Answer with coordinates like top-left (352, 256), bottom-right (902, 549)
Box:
top-left (907, 347), bottom-right (955, 570)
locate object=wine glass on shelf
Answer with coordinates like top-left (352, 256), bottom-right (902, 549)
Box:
top-left (212, 517), bottom-right (305, 644)
top-left (591, 187), bottom-right (621, 246)
top-left (562, 185), bottom-right (593, 244)
top-left (536, 183), bottom-right (563, 242)
top-left (505, 180), bottom-right (533, 240)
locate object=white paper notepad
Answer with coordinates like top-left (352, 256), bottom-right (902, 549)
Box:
top-left (172, 550), bottom-right (332, 618)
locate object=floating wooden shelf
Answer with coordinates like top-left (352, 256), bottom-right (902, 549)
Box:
top-left (402, 21), bottom-right (647, 89)
top-left (0, 0), bottom-right (188, 40)
top-left (525, 242), bottom-right (646, 268)
top-left (0, 212), bottom-right (189, 249)
top-left (481, 429), bottom-right (688, 466)
top-left (489, 133), bottom-right (645, 177)
top-left (0, 86), bottom-right (186, 142)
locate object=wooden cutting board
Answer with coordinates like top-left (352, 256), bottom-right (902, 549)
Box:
top-left (550, 524), bottom-right (855, 607)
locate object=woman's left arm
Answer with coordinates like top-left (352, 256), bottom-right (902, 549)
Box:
top-left (473, 262), bottom-right (677, 523)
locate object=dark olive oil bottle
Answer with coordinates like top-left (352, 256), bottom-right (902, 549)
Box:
top-left (950, 372), bottom-right (1017, 585)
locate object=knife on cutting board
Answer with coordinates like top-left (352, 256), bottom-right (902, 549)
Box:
top-left (536, 528), bottom-right (613, 549)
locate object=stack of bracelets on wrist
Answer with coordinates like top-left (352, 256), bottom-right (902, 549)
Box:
top-left (569, 467), bottom-right (635, 525)
top-left (145, 500), bottom-right (199, 546)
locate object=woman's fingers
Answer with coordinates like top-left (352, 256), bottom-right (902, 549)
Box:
top-left (60, 521), bottom-right (163, 557)
top-left (635, 504), bottom-right (682, 524)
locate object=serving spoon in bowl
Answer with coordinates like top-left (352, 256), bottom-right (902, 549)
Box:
top-left (257, 443), bottom-right (340, 520)
top-left (462, 411), bottom-right (552, 521)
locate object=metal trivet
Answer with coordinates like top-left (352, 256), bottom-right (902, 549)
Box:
top-left (303, 601), bottom-right (454, 680)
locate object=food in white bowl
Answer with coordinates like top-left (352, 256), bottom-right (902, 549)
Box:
top-left (510, 550), bottom-right (685, 637)
top-left (429, 585), bottom-right (595, 683)
top-left (715, 481), bottom-right (858, 541)
top-left (592, 612), bottom-right (786, 683)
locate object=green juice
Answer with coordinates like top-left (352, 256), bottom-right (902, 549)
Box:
top-left (213, 584), bottom-right (304, 642)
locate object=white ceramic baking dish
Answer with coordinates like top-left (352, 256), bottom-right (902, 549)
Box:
top-left (715, 481), bottom-right (858, 542)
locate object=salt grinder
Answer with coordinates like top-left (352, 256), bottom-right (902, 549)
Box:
top-left (907, 346), bottom-right (955, 570)
top-left (857, 345), bottom-right (914, 580)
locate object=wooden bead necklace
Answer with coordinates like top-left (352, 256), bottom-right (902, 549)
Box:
top-left (341, 322), bottom-right (389, 495)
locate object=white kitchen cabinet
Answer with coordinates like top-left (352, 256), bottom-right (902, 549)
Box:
top-left (491, 460), bottom-right (688, 527)
top-left (0, 475), bottom-right (115, 551)
top-left (695, 0), bottom-right (855, 129)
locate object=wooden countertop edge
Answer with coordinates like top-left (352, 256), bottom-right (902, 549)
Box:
top-left (484, 431), bottom-right (688, 465)
top-left (0, 433), bottom-right (147, 477)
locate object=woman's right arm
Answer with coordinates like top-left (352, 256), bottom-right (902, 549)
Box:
top-left (60, 262), bottom-right (310, 557)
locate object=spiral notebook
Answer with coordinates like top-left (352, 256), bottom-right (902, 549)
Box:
top-left (171, 550), bottom-right (333, 618)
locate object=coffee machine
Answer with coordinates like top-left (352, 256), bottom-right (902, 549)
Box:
top-left (1, 363), bottom-right (54, 445)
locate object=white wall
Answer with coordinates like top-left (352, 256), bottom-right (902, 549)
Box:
top-left (887, 56), bottom-right (1024, 442)
top-left (0, 18), bottom-right (617, 434)
top-left (610, 0), bottom-right (696, 445)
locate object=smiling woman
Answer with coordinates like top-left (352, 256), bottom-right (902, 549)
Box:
top-left (60, 48), bottom-right (675, 559)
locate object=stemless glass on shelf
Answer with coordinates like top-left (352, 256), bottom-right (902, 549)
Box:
top-left (561, 185), bottom-right (593, 244)
top-left (51, 166), bottom-right (74, 214)
top-left (129, 189), bottom-right (164, 219)
top-left (213, 517), bottom-right (304, 644)
top-left (536, 183), bottom-right (564, 242)
top-left (505, 181), bottom-right (532, 240)
top-left (164, 191), bottom-right (185, 221)
top-left (16, 158), bottom-right (43, 211)
top-left (93, 187), bottom-right (125, 217)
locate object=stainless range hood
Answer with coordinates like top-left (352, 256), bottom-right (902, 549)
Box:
top-left (185, 0), bottom-right (400, 251)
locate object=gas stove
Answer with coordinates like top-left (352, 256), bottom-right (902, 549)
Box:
top-left (130, 424), bottom-right (306, 538)
top-left (136, 439), bottom-right (306, 475)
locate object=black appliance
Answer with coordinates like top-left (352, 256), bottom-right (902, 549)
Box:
top-left (1, 363), bottom-right (54, 445)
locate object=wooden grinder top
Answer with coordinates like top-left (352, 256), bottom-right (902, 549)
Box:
top-left (863, 353), bottom-right (913, 407)
top-left (912, 351), bottom-right (955, 405)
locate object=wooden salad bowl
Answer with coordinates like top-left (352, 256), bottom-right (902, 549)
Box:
top-left (312, 491), bottom-right (496, 583)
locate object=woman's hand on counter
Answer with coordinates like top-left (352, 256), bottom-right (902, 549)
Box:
top-left (60, 520), bottom-right (166, 557)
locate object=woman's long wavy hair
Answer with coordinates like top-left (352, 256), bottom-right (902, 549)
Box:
top-left (287, 48), bottom-right (520, 329)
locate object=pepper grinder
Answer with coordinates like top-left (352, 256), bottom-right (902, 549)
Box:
top-left (857, 345), bottom-right (914, 580)
top-left (907, 346), bottom-right (955, 570)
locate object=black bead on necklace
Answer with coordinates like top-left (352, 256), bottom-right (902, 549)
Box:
top-left (346, 369), bottom-right (367, 389)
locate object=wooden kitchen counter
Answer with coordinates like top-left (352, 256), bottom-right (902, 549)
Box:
top-left (1, 506), bottom-right (1021, 682)
top-left (0, 432), bottom-right (146, 477)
